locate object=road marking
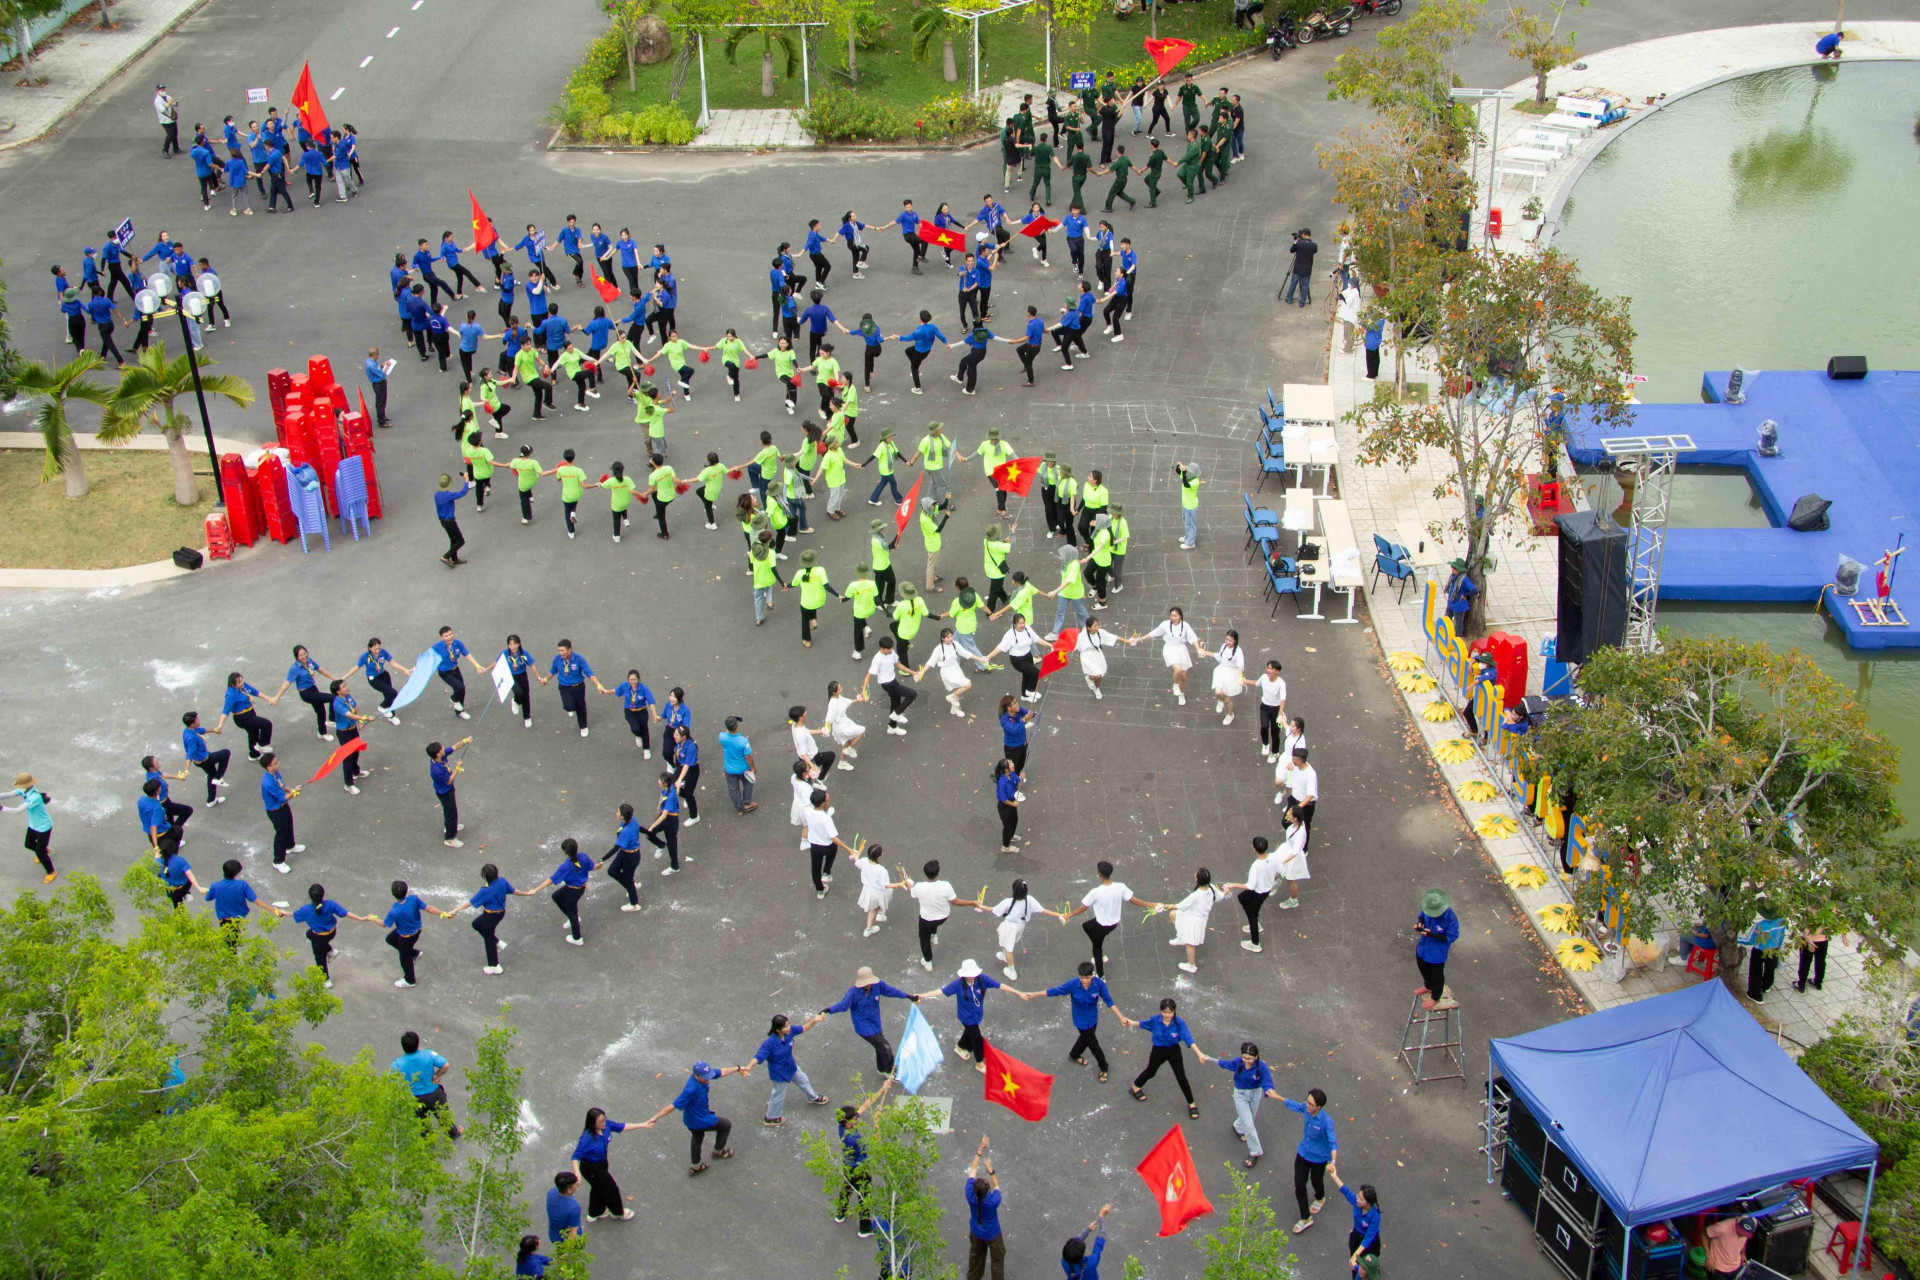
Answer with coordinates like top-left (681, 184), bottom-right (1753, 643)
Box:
top-left (411, 0), bottom-right (422, 8)
top-left (330, 87), bottom-right (345, 100)
top-left (359, 55), bottom-right (373, 68)
top-left (386, 25), bottom-right (399, 37)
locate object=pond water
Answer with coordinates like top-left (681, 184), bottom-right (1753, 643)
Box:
top-left (1554, 59), bottom-right (1920, 824)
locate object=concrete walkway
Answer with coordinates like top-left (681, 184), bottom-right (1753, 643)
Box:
top-left (688, 107), bottom-right (811, 149)
top-left (0, 0), bottom-right (208, 149)
top-left (1327, 19), bottom-right (1920, 1047)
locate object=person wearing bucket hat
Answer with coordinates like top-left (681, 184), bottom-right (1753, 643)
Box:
top-left (918, 957), bottom-right (1033, 1072)
top-left (1414, 889), bottom-right (1460, 1007)
top-left (59, 285), bottom-right (86, 350)
top-left (1037, 452), bottom-right (1063, 536)
top-left (940, 578), bottom-right (998, 673)
top-left (965, 427), bottom-right (1017, 514)
top-left (1444, 557), bottom-right (1477, 619)
top-left (822, 964), bottom-right (921, 1074)
top-left (637, 1059), bottom-right (751, 1176)
top-left (908, 422), bottom-right (952, 506)
top-left (863, 427), bottom-right (903, 505)
top-left (1175, 461), bottom-right (1203, 549)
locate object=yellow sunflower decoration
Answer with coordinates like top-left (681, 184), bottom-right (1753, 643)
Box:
top-left (1537, 902), bottom-right (1579, 935)
top-left (1556, 938), bottom-right (1602, 971)
top-left (1396, 671), bottom-right (1438, 693)
top-left (1458, 780), bottom-right (1499, 803)
top-left (1386, 651), bottom-right (1428, 673)
top-left (1434, 737), bottom-right (1475, 764)
top-left (1420, 701), bottom-right (1455, 723)
top-left (1503, 863), bottom-right (1549, 890)
top-left (1476, 812), bottom-right (1520, 839)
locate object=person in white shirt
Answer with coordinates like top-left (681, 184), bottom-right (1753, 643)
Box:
top-left (924, 628), bottom-right (973, 717)
top-left (789, 703), bottom-right (838, 774)
top-left (1150, 868), bottom-right (1224, 974)
top-left (154, 85), bottom-right (180, 157)
top-left (1210, 629), bottom-right (1246, 725)
top-left (1274, 719), bottom-right (1307, 805)
top-left (1224, 835), bottom-right (1280, 953)
top-left (902, 858), bottom-right (981, 972)
top-left (1255, 661), bottom-right (1288, 762)
top-left (823, 680), bottom-right (867, 766)
top-left (859, 637), bottom-right (919, 734)
top-left (804, 787), bottom-right (860, 899)
top-left (1285, 745), bottom-right (1318, 850)
top-left (984, 877), bottom-right (1064, 980)
top-left (981, 613), bottom-right (1044, 701)
top-left (1130, 606), bottom-right (1202, 705)
top-left (1075, 615), bottom-right (1118, 698)
top-left (1336, 279), bottom-right (1362, 352)
top-left (1060, 859), bottom-right (1153, 977)
top-left (1275, 803), bottom-right (1309, 908)
top-left (789, 758), bottom-right (822, 851)
top-left (856, 842), bottom-right (907, 937)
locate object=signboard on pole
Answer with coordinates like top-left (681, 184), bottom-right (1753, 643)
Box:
top-left (111, 217), bottom-right (135, 249)
top-left (1069, 71), bottom-right (1095, 90)
top-left (246, 87), bottom-right (270, 104)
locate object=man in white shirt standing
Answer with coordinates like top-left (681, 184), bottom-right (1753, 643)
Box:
top-left (1225, 836), bottom-right (1280, 953)
top-left (155, 85), bottom-right (181, 157)
top-left (903, 858), bottom-right (981, 972)
top-left (1060, 860), bottom-right (1153, 978)
top-left (1285, 746), bottom-right (1318, 850)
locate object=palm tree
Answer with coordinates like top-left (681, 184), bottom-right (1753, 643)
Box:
top-left (14, 352), bottom-right (113, 500)
top-left (910, 6), bottom-right (964, 84)
top-left (723, 21), bottom-right (799, 98)
top-left (100, 342), bottom-right (255, 507)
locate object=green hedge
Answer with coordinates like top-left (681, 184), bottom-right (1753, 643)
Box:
top-left (557, 28), bottom-right (698, 145)
top-left (798, 88), bottom-right (997, 145)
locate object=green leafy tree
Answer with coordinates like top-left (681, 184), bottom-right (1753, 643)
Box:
top-left (1325, 0), bottom-right (1484, 127)
top-left (603, 0), bottom-right (659, 93)
top-left (1500, 0), bottom-right (1582, 107)
top-left (1533, 634), bottom-right (1919, 955)
top-left (1195, 1166), bottom-right (1298, 1280)
top-left (910, 5), bottom-right (964, 85)
top-left (102, 341), bottom-right (255, 507)
top-left (13, 349), bottom-right (113, 500)
top-left (0, 253), bottom-right (22, 399)
top-left (1347, 247), bottom-right (1634, 635)
top-left (1, 0), bottom-right (65, 84)
top-left (800, 1083), bottom-right (955, 1280)
top-left (724, 3), bottom-right (801, 98)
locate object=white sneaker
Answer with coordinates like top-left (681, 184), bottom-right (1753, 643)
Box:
top-left (654, 848), bottom-right (665, 859)
top-left (863, 925), bottom-right (881, 937)
top-left (524, 719), bottom-right (533, 728)
top-left (320, 733), bottom-right (334, 742)
top-left (444, 839), bottom-right (464, 848)
top-left (1178, 962), bottom-right (1198, 973)
top-left (642, 749), bottom-right (652, 760)
top-left (837, 760), bottom-right (856, 771)
top-left (876, 912), bottom-right (887, 922)
top-left (1240, 941), bottom-right (1263, 953)
top-left (344, 785), bottom-right (360, 795)
top-left (1268, 753), bottom-right (1280, 764)
top-left (1093, 686), bottom-right (1103, 699)
top-left (1004, 965), bottom-right (1018, 980)
top-left (579, 727), bottom-right (590, 738)
top-left (458, 710), bottom-right (471, 720)
top-left (887, 726), bottom-right (906, 736)
top-left (1175, 691), bottom-right (1186, 705)
top-left (289, 844), bottom-right (306, 854)
top-left (684, 816), bottom-right (700, 827)
top-left (275, 862), bottom-right (290, 874)
top-left (395, 978), bottom-right (415, 988)
top-left (621, 904), bottom-right (643, 913)
top-left (1276, 898), bottom-right (1301, 910)
top-left (1102, 325), bottom-right (1112, 335)
top-left (211, 795), bottom-right (226, 804)
top-left (921, 959), bottom-right (934, 972)
top-left (844, 748), bottom-right (857, 759)
top-left (1222, 713), bottom-right (1235, 725)
top-left (566, 935), bottom-right (585, 946)
top-left (1110, 334), bottom-right (1124, 343)
top-left (950, 705), bottom-right (965, 718)
top-left (484, 964), bottom-right (504, 974)
top-left (323, 977), bottom-right (333, 988)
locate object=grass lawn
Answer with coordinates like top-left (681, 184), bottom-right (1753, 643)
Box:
top-left (608, 2), bottom-right (1260, 115)
top-left (0, 448), bottom-right (215, 570)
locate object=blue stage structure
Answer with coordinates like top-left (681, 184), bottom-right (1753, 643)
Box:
top-left (1564, 369), bottom-right (1919, 651)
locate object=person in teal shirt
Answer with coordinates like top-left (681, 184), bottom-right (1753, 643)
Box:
top-left (5, 772), bottom-right (56, 881)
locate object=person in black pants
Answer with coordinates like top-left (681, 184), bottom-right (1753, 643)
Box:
top-left (1014, 305), bottom-right (1042, 385)
top-left (642, 770), bottom-right (683, 873)
top-left (571, 1108), bottom-right (636, 1222)
top-left (638, 1061), bottom-right (747, 1175)
top-left (219, 672), bottom-right (275, 758)
top-left (181, 712), bottom-right (231, 801)
top-left (1125, 997), bottom-right (1202, 1117)
top-left (1793, 929), bottom-right (1829, 992)
top-left (427, 740), bottom-right (467, 847)
top-left (994, 758), bottom-right (1022, 853)
top-left (606, 801), bottom-right (646, 909)
top-left (1228, 836), bottom-right (1275, 951)
top-left (140, 755), bottom-right (194, 836)
top-left (527, 840), bottom-right (594, 945)
top-left (670, 726), bottom-right (701, 825)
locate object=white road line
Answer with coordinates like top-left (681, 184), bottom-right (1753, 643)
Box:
top-left (386, 25), bottom-right (399, 37)
top-left (359, 55), bottom-right (373, 68)
top-left (411, 0), bottom-right (422, 9)
top-left (330, 87), bottom-right (345, 100)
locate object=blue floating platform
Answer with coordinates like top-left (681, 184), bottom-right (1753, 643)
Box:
top-left (1564, 369), bottom-right (1920, 652)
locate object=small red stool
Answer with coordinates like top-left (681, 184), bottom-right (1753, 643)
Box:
top-left (1825, 1221), bottom-right (1871, 1275)
top-left (1684, 947), bottom-right (1716, 980)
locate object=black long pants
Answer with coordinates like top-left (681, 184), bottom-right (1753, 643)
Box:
top-left (472, 910), bottom-right (503, 966)
top-left (623, 709), bottom-right (653, 750)
top-left (1016, 341), bottom-right (1039, 385)
top-left (875, 566), bottom-right (897, 607)
top-left (97, 327), bottom-right (125, 365)
top-left (1132, 1043), bottom-right (1194, 1103)
top-left (918, 916), bottom-right (944, 962)
top-left (1068, 1027), bottom-right (1109, 1071)
top-left (579, 1158), bottom-right (623, 1218)
top-left (1747, 948), bottom-right (1777, 1000)
top-left (690, 1118), bottom-right (731, 1164)
top-left (1103, 295), bottom-right (1126, 336)
top-left (998, 802), bottom-right (1019, 847)
top-left (1083, 918), bottom-right (1118, 976)
top-left (986, 576), bottom-right (1008, 611)
top-left (194, 748), bottom-right (231, 800)
top-left (439, 789), bottom-right (459, 839)
top-left (1295, 799), bottom-right (1315, 851)
top-left (369, 671), bottom-right (399, 709)
top-left (905, 348), bottom-right (928, 388)
top-left (810, 251), bottom-right (832, 286)
top-left (902, 232), bottom-right (927, 268)
top-left (959, 291), bottom-right (979, 329)
top-left (1293, 1155), bottom-right (1327, 1219)
top-left (1259, 704), bottom-right (1283, 754)
top-left (267, 175), bottom-right (294, 211)
top-left (861, 1031), bottom-right (895, 1073)
top-left (607, 846), bottom-right (643, 904)
top-left (233, 710), bottom-right (272, 756)
top-left (1003, 744), bottom-right (1028, 772)
top-left (296, 686), bottom-right (331, 736)
top-left (810, 842), bottom-right (838, 893)
top-left (267, 805), bottom-right (295, 865)
top-left (440, 517), bottom-right (464, 559)
top-left (559, 683), bottom-right (589, 729)
top-left (387, 928), bottom-right (420, 984)
top-left (437, 666), bottom-right (468, 710)
top-left (306, 928), bottom-right (335, 977)
top-left (654, 497), bottom-right (673, 538)
top-left (677, 765), bottom-right (700, 820)
top-left (1416, 956), bottom-right (1447, 1001)
top-left (306, 172), bottom-right (324, 204)
top-left (552, 885), bottom-right (585, 939)
top-left (107, 262), bottom-right (136, 300)
top-left (1239, 888), bottom-right (1270, 946)
top-left (957, 1023), bottom-right (986, 1060)
top-left (642, 816), bottom-right (679, 869)
top-left (1349, 1230), bottom-right (1382, 1258)
top-left (957, 346), bottom-right (986, 392)
top-left (24, 829), bottom-right (52, 875)
top-left (337, 729), bottom-right (362, 788)
top-left (448, 262), bottom-right (481, 294)
top-left (882, 681), bottom-right (917, 718)
top-left (1010, 654), bottom-right (1040, 695)
top-left (66, 313), bottom-right (86, 348)
top-left (1797, 939), bottom-right (1828, 988)
top-left (835, 1166), bottom-right (875, 1233)
top-left (511, 673), bottom-right (531, 723)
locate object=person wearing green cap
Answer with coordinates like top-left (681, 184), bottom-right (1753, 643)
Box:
top-left (939, 577), bottom-right (996, 673)
top-left (59, 286), bottom-right (86, 349)
top-left (863, 428), bottom-right (902, 505)
top-left (966, 428), bottom-right (1017, 516)
top-left (919, 497), bottom-right (951, 590)
top-left (647, 453), bottom-right (678, 540)
top-left (840, 563), bottom-right (881, 660)
top-left (1042, 543), bottom-right (1094, 639)
top-left (981, 523), bottom-right (1015, 611)
top-left (1414, 890), bottom-right (1459, 1008)
top-left (1443, 558), bottom-right (1477, 620)
top-left (1174, 461), bottom-right (1203, 549)
top-left (434, 473), bottom-right (469, 567)
top-left (1037, 453), bottom-right (1063, 542)
top-left (794, 550), bottom-right (837, 648)
top-left (1054, 464), bottom-right (1080, 549)
top-left (748, 543), bottom-right (788, 625)
top-left (888, 582), bottom-right (931, 668)
top-left (869, 519), bottom-right (900, 609)
top-left (1077, 469), bottom-right (1110, 545)
top-left (907, 423), bottom-right (952, 507)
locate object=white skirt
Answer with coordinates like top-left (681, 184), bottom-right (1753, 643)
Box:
top-left (1174, 909), bottom-right (1210, 947)
top-left (1079, 647), bottom-right (1109, 677)
top-left (858, 884), bottom-right (893, 912)
top-left (791, 796), bottom-right (811, 827)
top-left (1280, 852), bottom-right (1310, 882)
top-left (1162, 641), bottom-right (1192, 671)
top-left (1211, 666), bottom-right (1245, 697)
top-left (831, 717), bottom-right (864, 744)
top-left (939, 664), bottom-right (971, 692)
top-left (996, 918), bottom-right (1027, 952)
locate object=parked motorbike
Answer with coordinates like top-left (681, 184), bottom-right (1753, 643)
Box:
top-left (1265, 13), bottom-right (1298, 58)
top-left (1353, 0), bottom-right (1403, 14)
top-left (1294, 5), bottom-right (1356, 40)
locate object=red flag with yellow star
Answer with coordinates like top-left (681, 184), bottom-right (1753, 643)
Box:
top-left (1135, 1125), bottom-right (1213, 1236)
top-left (991, 455), bottom-right (1043, 496)
top-left (1038, 627), bottom-right (1079, 680)
top-left (981, 1038), bottom-right (1052, 1121)
top-left (468, 191), bottom-right (499, 255)
top-left (289, 61), bottom-right (330, 138)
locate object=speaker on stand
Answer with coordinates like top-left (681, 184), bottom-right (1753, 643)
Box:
top-left (1553, 512), bottom-right (1628, 665)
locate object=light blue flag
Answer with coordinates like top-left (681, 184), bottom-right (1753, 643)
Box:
top-left (894, 1004), bottom-right (944, 1095)
top-left (387, 648), bottom-right (442, 712)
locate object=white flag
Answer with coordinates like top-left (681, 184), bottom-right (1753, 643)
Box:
top-left (491, 654), bottom-right (515, 704)
top-left (894, 1004), bottom-right (944, 1095)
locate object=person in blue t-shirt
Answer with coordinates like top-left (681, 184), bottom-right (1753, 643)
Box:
top-left (205, 859), bottom-right (287, 941)
top-left (895, 199), bottom-right (927, 271)
top-left (392, 1029), bottom-right (463, 1137)
top-left (643, 767), bottom-right (684, 873)
top-left (545, 639), bottom-right (610, 736)
top-left (515, 1234), bottom-right (551, 1277)
top-left (384, 878), bottom-right (453, 989)
top-left (1414, 888), bottom-right (1460, 1006)
top-left (545, 1173), bottom-right (583, 1243)
top-left (153, 845), bottom-right (200, 908)
top-left (1123, 996), bottom-right (1204, 1116)
top-left (1327, 1158), bottom-right (1382, 1269)
top-left (964, 1136), bottom-right (1006, 1279)
top-left (427, 739), bottom-right (471, 846)
top-left (718, 715), bottom-right (756, 814)
top-left (638, 1060), bottom-right (751, 1175)
top-left (524, 839), bottom-right (597, 944)
top-left (1061, 1203), bottom-right (1114, 1280)
top-left (1197, 1040), bottom-right (1284, 1168)
top-left (294, 881), bottom-right (377, 987)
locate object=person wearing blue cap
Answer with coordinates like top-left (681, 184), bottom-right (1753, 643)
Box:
top-left (638, 1059), bottom-right (751, 1176)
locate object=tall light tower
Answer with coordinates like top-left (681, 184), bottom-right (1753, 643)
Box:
top-left (1600, 434), bottom-right (1695, 654)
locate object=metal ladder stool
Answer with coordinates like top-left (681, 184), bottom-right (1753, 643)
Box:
top-left (1399, 994), bottom-right (1465, 1089)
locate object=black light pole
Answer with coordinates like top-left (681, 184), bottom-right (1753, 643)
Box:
top-left (139, 269), bottom-right (226, 508)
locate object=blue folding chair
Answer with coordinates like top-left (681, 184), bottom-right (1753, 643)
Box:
top-left (1267, 387), bottom-right (1281, 416)
top-left (1247, 524), bottom-right (1280, 566)
top-left (1371, 532), bottom-right (1394, 559)
top-left (1244, 494), bottom-right (1279, 547)
top-left (1265, 556), bottom-right (1301, 617)
top-left (1371, 549), bottom-right (1415, 602)
top-left (1255, 435), bottom-right (1288, 491)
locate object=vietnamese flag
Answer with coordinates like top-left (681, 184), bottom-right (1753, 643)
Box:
top-left (918, 221), bottom-right (965, 253)
top-left (1018, 215), bottom-right (1058, 239)
top-left (991, 455), bottom-right (1043, 495)
top-left (588, 256), bottom-right (621, 304)
top-left (305, 736), bottom-right (368, 785)
top-left (289, 61), bottom-right (330, 137)
top-left (894, 472), bottom-right (924, 539)
top-left (1144, 37), bottom-right (1196, 78)
top-left (469, 191), bottom-right (499, 255)
top-left (1038, 628), bottom-right (1079, 680)
top-left (981, 1038), bottom-right (1053, 1121)
top-left (1135, 1125), bottom-right (1213, 1236)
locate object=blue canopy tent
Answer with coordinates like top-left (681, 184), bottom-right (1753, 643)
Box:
top-left (1488, 983), bottom-right (1878, 1270)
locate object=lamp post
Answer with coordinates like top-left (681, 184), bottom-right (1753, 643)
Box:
top-left (134, 269), bottom-right (226, 507)
top-left (1449, 87), bottom-right (1517, 248)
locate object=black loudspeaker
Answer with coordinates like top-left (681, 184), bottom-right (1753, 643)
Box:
top-left (1504, 1090), bottom-right (1548, 1171)
top-left (1752, 1201), bottom-right (1814, 1275)
top-left (1554, 512), bottom-right (1628, 664)
top-left (1502, 1144), bottom-right (1541, 1223)
top-left (172, 547), bottom-right (204, 571)
top-left (1541, 1140), bottom-right (1605, 1229)
top-left (1826, 355), bottom-right (1868, 380)
top-left (1536, 1189), bottom-right (1603, 1280)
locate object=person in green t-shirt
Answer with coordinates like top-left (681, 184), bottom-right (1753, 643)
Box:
top-left (646, 453), bottom-right (678, 540)
top-left (991, 570), bottom-right (1039, 627)
top-left (863, 427), bottom-right (901, 505)
top-left (589, 459), bottom-right (639, 542)
top-left (868, 518), bottom-right (900, 608)
top-left (908, 422), bottom-right (953, 507)
top-left (888, 582), bottom-right (931, 667)
top-left (820, 438), bottom-right (860, 520)
top-left (918, 496), bottom-right (951, 591)
top-left (1028, 136), bottom-right (1056, 204)
top-left (657, 329), bottom-right (711, 403)
top-left (1087, 514), bottom-right (1115, 606)
top-left (693, 451), bottom-right (729, 529)
top-left (509, 445), bottom-right (542, 524)
top-left (716, 329), bottom-right (751, 401)
top-left (630, 383), bottom-right (673, 456)
top-left (840, 562), bottom-right (881, 659)
top-left (1041, 542), bottom-right (1093, 637)
top-left (554, 341), bottom-right (594, 412)
top-left (747, 430), bottom-right (781, 505)
top-left (771, 337), bottom-right (800, 415)
top-left (511, 343), bottom-right (552, 421)
top-left (1108, 503), bottom-right (1131, 592)
top-left (600, 332), bottom-right (642, 392)
top-left (981, 521), bottom-right (1015, 611)
top-left (939, 579), bottom-right (998, 672)
top-left (1174, 462), bottom-right (1203, 550)
top-left (807, 345), bottom-right (843, 420)
top-left (966, 427), bottom-right (1016, 516)
top-left (793, 549), bottom-right (837, 648)
top-left (546, 448), bottom-right (588, 539)
top-left (748, 543), bottom-right (788, 625)
top-left (461, 430), bottom-right (496, 513)
top-left (476, 369), bottom-right (510, 438)
top-left (1097, 147), bottom-right (1137, 212)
